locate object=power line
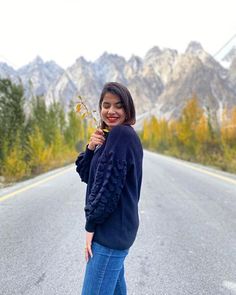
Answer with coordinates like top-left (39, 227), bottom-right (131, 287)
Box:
top-left (0, 54), bottom-right (21, 88)
top-left (0, 54), bottom-right (18, 69)
top-left (213, 33), bottom-right (236, 57)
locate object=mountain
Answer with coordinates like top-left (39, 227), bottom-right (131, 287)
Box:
top-left (125, 58), bottom-right (164, 115)
top-left (93, 52), bottom-right (127, 84)
top-left (228, 57), bottom-right (236, 92)
top-left (45, 52), bottom-right (164, 115)
top-left (222, 46), bottom-right (236, 64)
top-left (1, 41), bottom-right (236, 128)
top-left (17, 56), bottom-right (64, 98)
top-left (0, 62), bottom-right (17, 82)
top-left (155, 48), bottom-right (236, 122)
top-left (46, 56), bottom-right (101, 112)
top-left (0, 56), bottom-right (63, 101)
top-left (143, 46), bottom-right (178, 85)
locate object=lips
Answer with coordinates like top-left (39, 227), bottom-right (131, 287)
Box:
top-left (107, 117), bottom-right (119, 122)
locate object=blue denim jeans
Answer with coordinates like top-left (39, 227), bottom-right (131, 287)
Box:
top-left (81, 242), bottom-right (129, 295)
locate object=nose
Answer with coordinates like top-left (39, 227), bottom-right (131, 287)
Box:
top-left (107, 106), bottom-right (116, 114)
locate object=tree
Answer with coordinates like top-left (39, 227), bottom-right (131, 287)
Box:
top-left (140, 119), bottom-right (150, 148)
top-left (195, 113), bottom-right (209, 144)
top-left (64, 107), bottom-right (85, 151)
top-left (27, 126), bottom-right (52, 174)
top-left (27, 96), bottom-right (48, 138)
top-left (176, 95), bottom-right (203, 155)
top-left (3, 132), bottom-right (29, 181)
top-left (46, 101), bottom-right (65, 145)
top-left (0, 79), bottom-right (25, 163)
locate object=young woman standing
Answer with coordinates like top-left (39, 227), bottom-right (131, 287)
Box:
top-left (75, 82), bottom-right (143, 294)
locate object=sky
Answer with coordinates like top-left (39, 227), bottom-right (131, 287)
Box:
top-left (0, 0), bottom-right (236, 69)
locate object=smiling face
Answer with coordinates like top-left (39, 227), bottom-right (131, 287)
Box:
top-left (100, 92), bottom-right (126, 130)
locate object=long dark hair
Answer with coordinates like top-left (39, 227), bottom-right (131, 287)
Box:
top-left (99, 82), bottom-right (136, 130)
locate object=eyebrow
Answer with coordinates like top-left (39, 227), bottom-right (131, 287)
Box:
top-left (102, 101), bottom-right (122, 104)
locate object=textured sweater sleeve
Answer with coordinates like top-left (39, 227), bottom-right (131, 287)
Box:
top-left (75, 145), bottom-right (94, 184)
top-left (84, 126), bottom-right (129, 232)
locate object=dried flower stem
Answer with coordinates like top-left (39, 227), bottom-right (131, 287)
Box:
top-left (75, 95), bottom-right (109, 134)
top-left (76, 95), bottom-right (99, 127)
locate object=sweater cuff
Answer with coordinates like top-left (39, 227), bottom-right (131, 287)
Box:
top-left (84, 145), bottom-right (94, 158)
top-left (85, 220), bottom-right (96, 232)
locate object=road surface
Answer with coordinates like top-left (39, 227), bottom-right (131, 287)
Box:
top-left (0, 150), bottom-right (236, 295)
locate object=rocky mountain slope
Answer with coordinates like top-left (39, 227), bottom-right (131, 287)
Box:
top-left (1, 42), bottom-right (236, 125)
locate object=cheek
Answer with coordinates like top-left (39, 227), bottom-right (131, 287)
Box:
top-left (120, 110), bottom-right (126, 119)
top-left (100, 109), bottom-right (106, 118)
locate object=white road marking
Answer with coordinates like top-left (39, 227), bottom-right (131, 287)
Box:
top-left (0, 166), bottom-right (73, 202)
top-left (179, 162), bottom-right (236, 185)
top-left (145, 151), bottom-right (236, 185)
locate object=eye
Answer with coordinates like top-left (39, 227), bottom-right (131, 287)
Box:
top-left (102, 102), bottom-right (110, 109)
top-left (116, 102), bottom-right (123, 108)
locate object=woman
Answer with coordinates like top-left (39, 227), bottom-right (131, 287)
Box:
top-left (75, 82), bottom-right (143, 294)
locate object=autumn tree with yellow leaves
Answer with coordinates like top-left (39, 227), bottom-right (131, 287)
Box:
top-left (140, 95), bottom-right (236, 173)
top-left (0, 79), bottom-right (89, 184)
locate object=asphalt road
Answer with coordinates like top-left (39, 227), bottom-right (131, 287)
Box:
top-left (0, 150), bottom-right (236, 295)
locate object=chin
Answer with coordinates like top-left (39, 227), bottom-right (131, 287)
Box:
top-left (108, 121), bottom-right (124, 127)
top-left (107, 123), bottom-right (119, 129)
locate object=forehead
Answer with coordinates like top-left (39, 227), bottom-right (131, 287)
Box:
top-left (102, 92), bottom-right (121, 102)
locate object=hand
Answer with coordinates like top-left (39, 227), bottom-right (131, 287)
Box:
top-left (87, 129), bottom-right (105, 151)
top-left (85, 231), bottom-right (94, 263)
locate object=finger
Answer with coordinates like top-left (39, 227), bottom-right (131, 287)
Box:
top-left (85, 248), bottom-right (89, 263)
top-left (91, 137), bottom-right (105, 145)
top-left (85, 247), bottom-right (90, 262)
top-left (96, 140), bottom-right (105, 145)
top-left (92, 134), bottom-right (105, 141)
top-left (90, 137), bottom-right (104, 145)
top-left (91, 139), bottom-right (104, 146)
top-left (88, 244), bottom-right (93, 259)
top-left (95, 129), bottom-right (104, 135)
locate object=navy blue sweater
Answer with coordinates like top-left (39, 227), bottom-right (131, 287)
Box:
top-left (75, 124), bottom-right (143, 250)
